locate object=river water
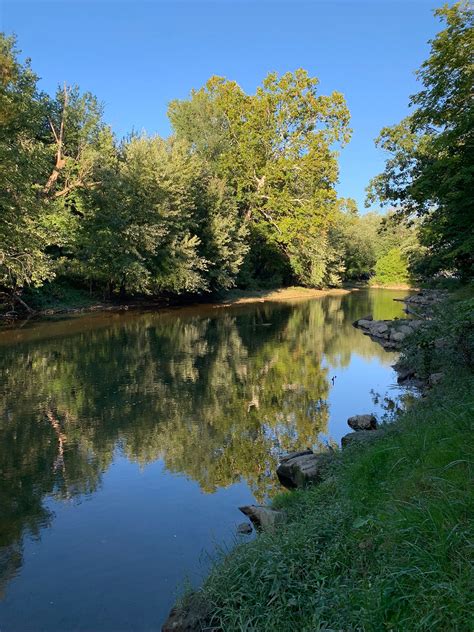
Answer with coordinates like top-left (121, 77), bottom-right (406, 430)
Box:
top-left (0, 289), bottom-right (410, 631)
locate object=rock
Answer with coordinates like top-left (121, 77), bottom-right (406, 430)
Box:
top-left (239, 505), bottom-right (286, 533)
top-left (373, 323), bottom-right (389, 335)
top-left (347, 414), bottom-right (377, 431)
top-left (395, 365), bottom-right (416, 383)
top-left (341, 429), bottom-right (384, 449)
top-left (356, 319), bottom-right (374, 330)
top-left (429, 372), bottom-right (444, 385)
top-left (390, 330), bottom-right (406, 343)
top-left (398, 324), bottom-right (414, 335)
top-left (276, 450), bottom-right (331, 488)
top-left (162, 593), bottom-right (210, 632)
top-left (237, 522), bottom-right (253, 535)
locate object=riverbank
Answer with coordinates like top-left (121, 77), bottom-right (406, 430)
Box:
top-left (164, 289), bottom-right (473, 631)
top-left (1, 285), bottom-right (356, 325)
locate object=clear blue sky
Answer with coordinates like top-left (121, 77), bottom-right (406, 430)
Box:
top-left (2, 0), bottom-right (441, 211)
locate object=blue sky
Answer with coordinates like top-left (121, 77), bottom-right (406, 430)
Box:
top-left (2, 0), bottom-right (441, 211)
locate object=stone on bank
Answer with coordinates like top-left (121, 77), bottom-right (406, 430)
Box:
top-left (276, 449), bottom-right (333, 489)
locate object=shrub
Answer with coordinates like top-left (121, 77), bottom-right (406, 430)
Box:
top-left (401, 297), bottom-right (474, 378)
top-left (371, 247), bottom-right (410, 285)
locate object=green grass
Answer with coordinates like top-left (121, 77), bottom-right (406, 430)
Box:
top-left (201, 373), bottom-right (474, 631)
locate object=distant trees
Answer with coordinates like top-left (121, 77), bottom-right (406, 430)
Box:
top-left (368, 1), bottom-right (473, 279)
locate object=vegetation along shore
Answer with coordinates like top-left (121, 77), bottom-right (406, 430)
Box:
top-left (163, 287), bottom-right (473, 631)
top-left (0, 1), bottom-right (472, 630)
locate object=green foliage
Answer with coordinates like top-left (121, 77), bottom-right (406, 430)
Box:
top-left (0, 34), bottom-right (52, 290)
top-left (170, 70), bottom-right (352, 287)
top-left (368, 2), bottom-right (474, 279)
top-left (201, 372), bottom-right (474, 631)
top-left (371, 247), bottom-right (411, 286)
top-left (401, 295), bottom-right (474, 377)
top-left (73, 135), bottom-right (247, 295)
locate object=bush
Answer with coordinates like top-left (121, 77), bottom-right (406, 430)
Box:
top-left (201, 373), bottom-right (474, 631)
top-left (401, 297), bottom-right (474, 378)
top-left (371, 247), bottom-right (410, 286)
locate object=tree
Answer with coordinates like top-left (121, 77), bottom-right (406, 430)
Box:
top-left (367, 2), bottom-right (474, 278)
top-left (0, 35), bottom-right (52, 300)
top-left (74, 135), bottom-right (247, 295)
top-left (169, 70), bottom-right (352, 287)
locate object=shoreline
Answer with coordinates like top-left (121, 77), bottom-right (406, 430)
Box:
top-left (1, 284), bottom-right (416, 328)
top-left (163, 288), bottom-right (472, 631)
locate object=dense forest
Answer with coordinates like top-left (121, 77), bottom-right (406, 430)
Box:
top-left (0, 1), bottom-right (472, 314)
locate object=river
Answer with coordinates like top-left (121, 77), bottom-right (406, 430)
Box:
top-left (0, 289), bottom-right (411, 631)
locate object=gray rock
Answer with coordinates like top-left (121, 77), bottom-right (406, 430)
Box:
top-left (237, 522), bottom-right (253, 535)
top-left (373, 323), bottom-right (389, 335)
top-left (347, 414), bottom-right (377, 431)
top-left (162, 593), bottom-right (210, 632)
top-left (429, 372), bottom-right (444, 385)
top-left (341, 429), bottom-right (384, 449)
top-left (356, 319), bottom-right (373, 330)
top-left (391, 330), bottom-right (406, 343)
top-left (395, 365), bottom-right (416, 383)
top-left (398, 324), bottom-right (414, 335)
top-left (277, 450), bottom-right (331, 488)
top-left (239, 505), bottom-right (286, 533)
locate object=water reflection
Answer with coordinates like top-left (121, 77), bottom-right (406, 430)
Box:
top-left (0, 289), bottom-right (406, 606)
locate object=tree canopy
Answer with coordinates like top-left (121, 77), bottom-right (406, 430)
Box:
top-left (368, 1), bottom-right (474, 278)
top-left (4, 1), bottom-right (471, 314)
top-left (169, 70), bottom-right (352, 286)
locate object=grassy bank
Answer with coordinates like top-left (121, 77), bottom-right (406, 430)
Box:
top-left (200, 372), bottom-right (473, 630)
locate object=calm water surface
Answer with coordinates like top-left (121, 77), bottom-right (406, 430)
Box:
top-left (0, 289), bottom-right (410, 631)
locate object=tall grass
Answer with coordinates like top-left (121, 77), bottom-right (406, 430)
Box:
top-left (201, 373), bottom-right (474, 631)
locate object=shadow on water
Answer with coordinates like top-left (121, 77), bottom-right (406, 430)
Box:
top-left (0, 289), bottom-right (409, 630)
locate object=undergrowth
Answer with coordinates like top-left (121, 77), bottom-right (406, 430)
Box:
top-left (201, 372), bottom-right (474, 631)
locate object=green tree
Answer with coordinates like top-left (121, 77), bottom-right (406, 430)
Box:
top-left (0, 35), bottom-right (52, 301)
top-left (368, 2), bottom-right (474, 278)
top-left (169, 70), bottom-right (352, 287)
top-left (75, 135), bottom-right (247, 295)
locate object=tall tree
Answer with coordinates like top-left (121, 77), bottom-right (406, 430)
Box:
top-left (0, 35), bottom-right (51, 302)
top-left (75, 135), bottom-right (247, 295)
top-left (367, 2), bottom-right (474, 278)
top-left (169, 70), bottom-right (351, 287)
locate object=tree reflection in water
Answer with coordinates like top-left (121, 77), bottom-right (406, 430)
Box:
top-left (0, 290), bottom-right (405, 592)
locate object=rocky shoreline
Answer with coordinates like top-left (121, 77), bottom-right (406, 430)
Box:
top-left (162, 290), bottom-right (446, 632)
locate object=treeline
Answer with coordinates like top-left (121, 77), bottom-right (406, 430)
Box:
top-left (1, 1), bottom-right (471, 310)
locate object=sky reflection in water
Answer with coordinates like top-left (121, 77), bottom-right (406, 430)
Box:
top-left (0, 289), bottom-right (410, 631)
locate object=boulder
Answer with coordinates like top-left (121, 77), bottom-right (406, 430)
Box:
top-left (341, 429), bottom-right (384, 449)
top-left (276, 450), bottom-right (331, 488)
top-left (237, 522), bottom-right (253, 535)
top-left (162, 593), bottom-right (210, 632)
top-left (356, 319), bottom-right (374, 330)
top-left (390, 330), bottom-right (406, 343)
top-left (398, 324), bottom-right (414, 335)
top-left (429, 372), bottom-right (444, 385)
top-left (347, 414), bottom-right (377, 431)
top-left (239, 505), bottom-right (286, 533)
top-left (395, 365), bottom-right (416, 383)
